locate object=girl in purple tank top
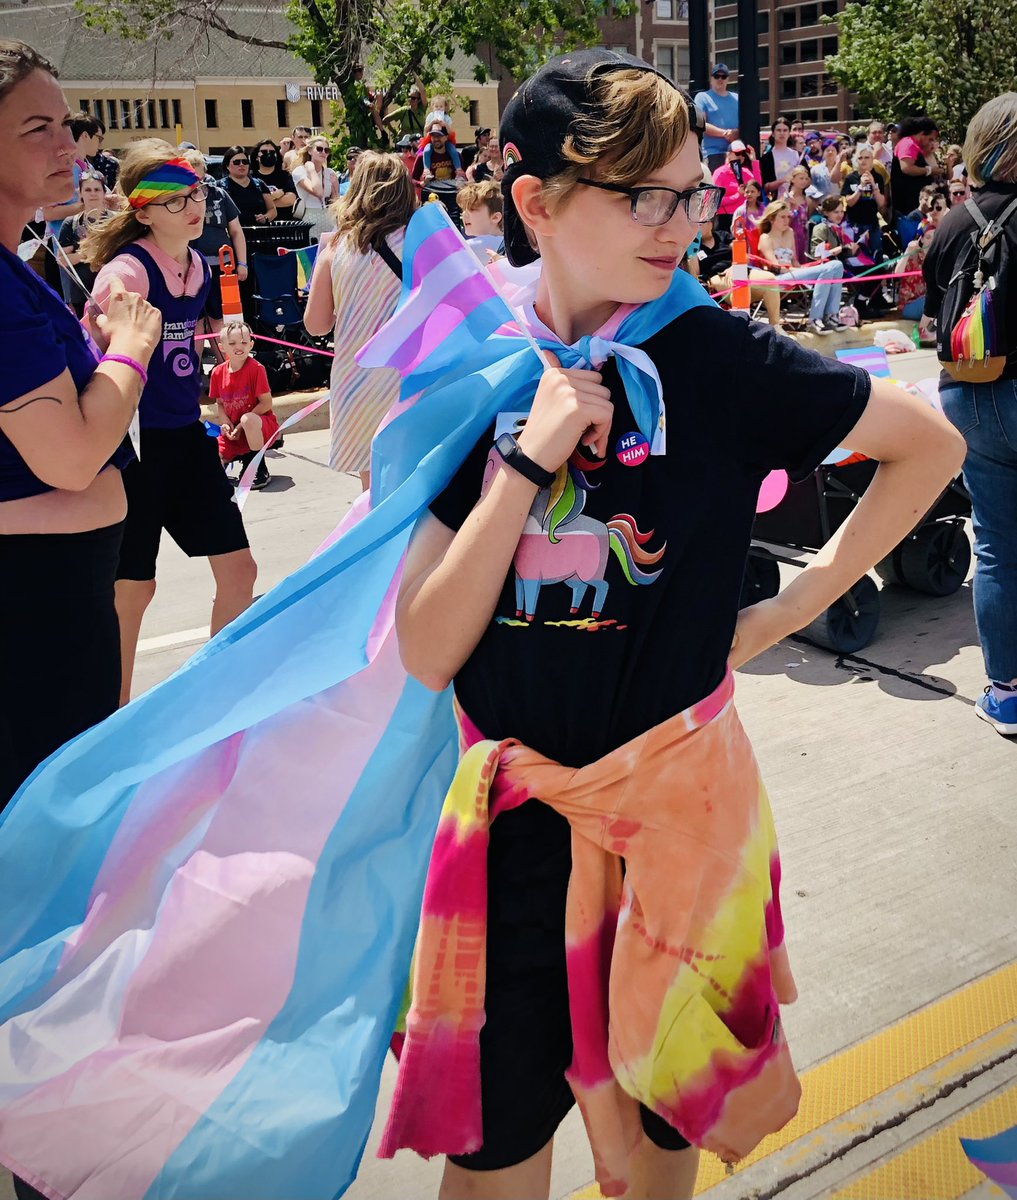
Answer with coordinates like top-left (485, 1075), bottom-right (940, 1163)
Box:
top-left (87, 142), bottom-right (257, 706)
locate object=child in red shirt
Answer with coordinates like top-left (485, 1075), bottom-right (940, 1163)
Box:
top-left (210, 322), bottom-right (280, 490)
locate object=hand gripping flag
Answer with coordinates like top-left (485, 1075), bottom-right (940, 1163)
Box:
top-left (0, 203), bottom-right (713, 1200)
top-left (963, 1124), bottom-right (1017, 1197)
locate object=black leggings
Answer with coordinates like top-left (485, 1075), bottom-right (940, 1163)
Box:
top-left (1, 523), bottom-right (123, 1200)
top-left (0, 522), bottom-right (123, 810)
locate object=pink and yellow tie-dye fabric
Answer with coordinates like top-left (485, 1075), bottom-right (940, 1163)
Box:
top-left (380, 671), bottom-right (800, 1195)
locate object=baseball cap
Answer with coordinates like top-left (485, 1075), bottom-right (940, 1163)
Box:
top-left (499, 47), bottom-right (701, 267)
top-left (729, 139), bottom-right (748, 152)
top-left (429, 122), bottom-right (448, 136)
top-left (712, 63), bottom-right (730, 77)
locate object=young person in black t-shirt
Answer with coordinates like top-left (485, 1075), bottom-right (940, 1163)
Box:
top-left (396, 49), bottom-right (964, 1200)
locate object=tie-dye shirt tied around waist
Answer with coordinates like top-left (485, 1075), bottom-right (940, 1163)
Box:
top-left (380, 669), bottom-right (801, 1197)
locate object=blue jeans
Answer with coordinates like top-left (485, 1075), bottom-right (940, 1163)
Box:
top-left (940, 379), bottom-right (1017, 682)
top-left (783, 260), bottom-right (843, 322)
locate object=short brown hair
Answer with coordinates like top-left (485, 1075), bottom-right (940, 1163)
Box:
top-left (456, 180), bottom-right (503, 217)
top-left (0, 39), bottom-right (57, 104)
top-left (540, 68), bottom-right (691, 214)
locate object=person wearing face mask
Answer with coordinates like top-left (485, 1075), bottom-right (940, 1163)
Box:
top-left (252, 139), bottom-right (299, 217)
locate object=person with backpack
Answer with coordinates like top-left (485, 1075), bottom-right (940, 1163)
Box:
top-left (302, 150), bottom-right (415, 492)
top-left (923, 93), bottom-right (1017, 737)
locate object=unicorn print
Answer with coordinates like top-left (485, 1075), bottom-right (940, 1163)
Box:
top-left (509, 459), bottom-right (665, 621)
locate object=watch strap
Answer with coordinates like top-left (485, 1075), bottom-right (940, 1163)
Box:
top-left (494, 432), bottom-right (556, 488)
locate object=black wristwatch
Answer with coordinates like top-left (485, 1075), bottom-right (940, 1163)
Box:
top-left (493, 432), bottom-right (556, 487)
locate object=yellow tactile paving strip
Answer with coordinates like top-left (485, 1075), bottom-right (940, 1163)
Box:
top-left (831, 1082), bottom-right (1017, 1199)
top-left (568, 961), bottom-right (1017, 1199)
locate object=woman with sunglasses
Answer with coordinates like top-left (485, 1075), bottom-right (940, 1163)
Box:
top-left (85, 139), bottom-right (257, 705)
top-left (0, 41), bottom-right (161, 848)
top-left (252, 138), bottom-right (299, 217)
top-left (292, 138), bottom-right (340, 241)
top-left (221, 144), bottom-right (278, 226)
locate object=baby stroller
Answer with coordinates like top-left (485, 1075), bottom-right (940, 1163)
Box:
top-left (740, 454), bottom-right (972, 654)
top-left (250, 248), bottom-right (332, 394)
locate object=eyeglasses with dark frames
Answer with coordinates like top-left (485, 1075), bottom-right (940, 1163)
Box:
top-left (153, 184), bottom-right (209, 213)
top-left (576, 179), bottom-right (725, 225)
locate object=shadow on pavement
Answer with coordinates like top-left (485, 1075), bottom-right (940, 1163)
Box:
top-left (739, 580), bottom-right (979, 702)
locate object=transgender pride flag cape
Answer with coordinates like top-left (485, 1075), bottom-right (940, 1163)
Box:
top-left (0, 203), bottom-right (713, 1200)
top-left (963, 1124), bottom-right (1017, 1197)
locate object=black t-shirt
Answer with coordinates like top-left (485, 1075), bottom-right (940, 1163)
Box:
top-left (842, 170), bottom-right (885, 229)
top-left (256, 166), bottom-right (298, 207)
top-left (697, 229), bottom-right (733, 280)
top-left (890, 145), bottom-right (927, 217)
top-left (222, 175), bottom-right (270, 223)
top-left (429, 308), bottom-right (870, 767)
top-left (923, 182), bottom-right (1017, 379)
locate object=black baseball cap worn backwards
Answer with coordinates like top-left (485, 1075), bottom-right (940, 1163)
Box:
top-left (499, 47), bottom-right (703, 267)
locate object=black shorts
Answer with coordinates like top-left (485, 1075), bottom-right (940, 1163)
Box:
top-left (449, 799), bottom-right (691, 1173)
top-left (203, 264), bottom-right (223, 321)
top-left (117, 422), bottom-right (249, 581)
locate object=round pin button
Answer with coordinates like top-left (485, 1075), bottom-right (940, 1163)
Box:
top-left (615, 431), bottom-right (649, 467)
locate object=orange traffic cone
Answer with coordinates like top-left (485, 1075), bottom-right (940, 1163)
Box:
top-left (731, 227), bottom-right (750, 311)
top-left (218, 245), bottom-right (244, 325)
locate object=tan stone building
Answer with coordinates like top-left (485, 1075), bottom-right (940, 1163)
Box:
top-left (4, 0), bottom-right (500, 155)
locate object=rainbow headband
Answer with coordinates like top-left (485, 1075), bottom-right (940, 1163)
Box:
top-left (128, 158), bottom-right (201, 209)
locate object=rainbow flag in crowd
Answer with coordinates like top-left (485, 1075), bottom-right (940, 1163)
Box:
top-left (963, 1124), bottom-right (1017, 1197)
top-left (0, 204), bottom-right (712, 1199)
top-left (277, 243), bottom-right (318, 291)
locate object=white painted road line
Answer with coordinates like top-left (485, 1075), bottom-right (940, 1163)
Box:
top-left (137, 627), bottom-right (208, 654)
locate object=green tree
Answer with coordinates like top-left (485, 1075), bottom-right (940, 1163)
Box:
top-left (78, 0), bottom-right (631, 145)
top-left (826, 0), bottom-right (1017, 140)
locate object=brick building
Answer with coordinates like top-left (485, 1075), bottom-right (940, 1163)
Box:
top-left (4, 0), bottom-right (500, 156)
top-left (488, 0), bottom-right (856, 135)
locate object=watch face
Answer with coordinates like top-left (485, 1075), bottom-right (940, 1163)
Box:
top-left (495, 432), bottom-right (517, 457)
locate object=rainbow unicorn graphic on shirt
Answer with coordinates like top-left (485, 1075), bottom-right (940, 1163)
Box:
top-left (508, 457), bottom-right (665, 621)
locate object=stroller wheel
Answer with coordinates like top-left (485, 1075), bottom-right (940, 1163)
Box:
top-left (894, 520), bottom-right (971, 597)
top-left (739, 550), bottom-right (781, 610)
top-left (805, 575), bottom-right (880, 654)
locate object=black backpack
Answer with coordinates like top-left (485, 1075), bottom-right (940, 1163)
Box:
top-left (936, 194), bottom-right (1017, 382)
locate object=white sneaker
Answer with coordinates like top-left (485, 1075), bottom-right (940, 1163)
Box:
top-left (808, 319), bottom-right (831, 336)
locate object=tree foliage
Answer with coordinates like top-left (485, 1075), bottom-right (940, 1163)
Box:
top-left (77, 0), bottom-right (631, 136)
top-left (826, 0), bottom-right (1017, 140)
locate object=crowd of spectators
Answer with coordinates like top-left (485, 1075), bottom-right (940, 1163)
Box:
top-left (691, 64), bottom-right (964, 333)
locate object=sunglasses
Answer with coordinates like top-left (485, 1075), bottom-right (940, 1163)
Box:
top-left (312, 145), bottom-right (329, 153)
top-left (950, 190), bottom-right (966, 197)
top-left (577, 179), bottom-right (725, 225)
top-left (230, 157), bottom-right (249, 166)
top-left (932, 203), bottom-right (947, 212)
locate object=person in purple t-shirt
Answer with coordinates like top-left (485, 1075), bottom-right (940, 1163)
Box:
top-left (0, 42), bottom-right (161, 836)
top-left (86, 141), bottom-right (257, 706)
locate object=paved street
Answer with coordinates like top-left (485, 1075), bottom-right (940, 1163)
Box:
top-left (3, 424), bottom-right (1014, 1199)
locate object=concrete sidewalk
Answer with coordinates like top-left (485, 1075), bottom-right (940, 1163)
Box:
top-left (3, 422), bottom-right (1011, 1200)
